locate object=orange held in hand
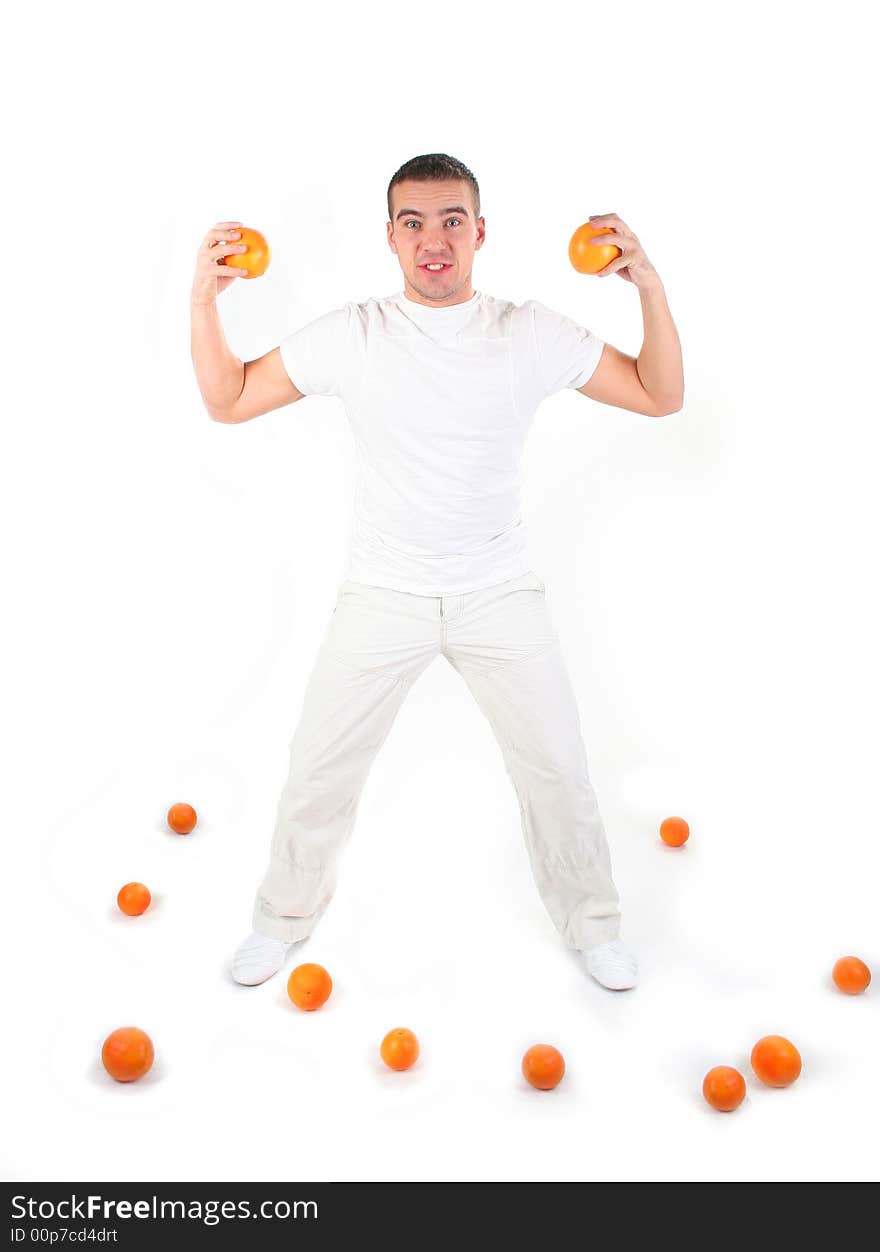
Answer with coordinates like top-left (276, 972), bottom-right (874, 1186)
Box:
top-left (222, 226), bottom-right (270, 279)
top-left (832, 955), bottom-right (871, 995)
top-left (101, 1027), bottom-right (155, 1082)
top-left (166, 803), bottom-right (197, 835)
top-left (116, 882), bottom-right (151, 916)
top-left (287, 963), bottom-right (333, 1011)
top-left (521, 1043), bottom-right (566, 1091)
top-left (568, 221), bottom-right (622, 274)
top-left (659, 816), bottom-right (690, 847)
top-left (380, 1027), bottom-right (420, 1071)
top-left (750, 1035), bottom-right (802, 1087)
top-left (702, 1065), bottom-right (746, 1112)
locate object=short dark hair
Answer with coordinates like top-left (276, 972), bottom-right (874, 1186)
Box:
top-left (387, 153), bottom-right (481, 223)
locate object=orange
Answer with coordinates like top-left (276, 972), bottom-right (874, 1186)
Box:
top-left (380, 1027), bottom-right (420, 1071)
top-left (101, 1027), bottom-right (155, 1082)
top-left (166, 802), bottom-right (197, 835)
top-left (750, 1035), bottom-right (802, 1087)
top-left (568, 222), bottom-right (622, 275)
top-left (702, 1065), bottom-right (746, 1112)
top-left (521, 1043), bottom-right (566, 1091)
top-left (659, 816), bottom-right (690, 847)
top-left (286, 963), bottom-right (333, 1011)
top-left (116, 882), bottom-right (151, 916)
top-left (221, 226), bottom-right (270, 279)
top-left (832, 955), bottom-right (871, 995)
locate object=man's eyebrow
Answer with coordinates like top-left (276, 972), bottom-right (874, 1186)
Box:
top-left (395, 205), bottom-right (470, 221)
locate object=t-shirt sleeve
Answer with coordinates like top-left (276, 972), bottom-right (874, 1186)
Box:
top-left (278, 304), bottom-right (354, 398)
top-left (528, 300), bottom-right (605, 395)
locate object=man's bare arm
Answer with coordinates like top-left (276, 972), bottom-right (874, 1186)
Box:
top-left (576, 342), bottom-right (666, 416)
top-left (189, 221), bottom-right (305, 423)
top-left (190, 299), bottom-right (246, 420)
top-left (213, 346), bottom-right (305, 424)
top-left (576, 213), bottom-right (684, 416)
top-left (191, 302), bottom-right (304, 423)
top-left (577, 283), bottom-right (684, 417)
top-left (190, 221), bottom-right (250, 418)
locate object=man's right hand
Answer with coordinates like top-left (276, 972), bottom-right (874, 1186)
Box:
top-left (191, 221), bottom-right (251, 306)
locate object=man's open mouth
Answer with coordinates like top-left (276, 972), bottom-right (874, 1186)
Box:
top-left (420, 263), bottom-right (452, 273)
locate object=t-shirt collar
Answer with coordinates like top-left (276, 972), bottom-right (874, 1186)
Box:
top-left (394, 289), bottom-right (482, 316)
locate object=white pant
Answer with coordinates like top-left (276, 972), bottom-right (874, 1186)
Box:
top-left (253, 570), bottom-right (621, 950)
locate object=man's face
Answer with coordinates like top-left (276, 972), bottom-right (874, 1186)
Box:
top-left (387, 178), bottom-right (485, 307)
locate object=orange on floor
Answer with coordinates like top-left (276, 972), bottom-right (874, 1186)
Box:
top-left (166, 803), bottom-right (197, 834)
top-left (832, 955), bottom-right (871, 995)
top-left (750, 1035), bottom-right (802, 1087)
top-left (522, 1043), bottom-right (566, 1090)
top-left (702, 1065), bottom-right (746, 1112)
top-left (101, 1027), bottom-right (155, 1082)
top-left (659, 816), bottom-right (690, 847)
top-left (116, 882), bottom-right (151, 916)
top-left (380, 1028), bottom-right (419, 1071)
top-left (287, 963), bottom-right (333, 1011)
top-left (568, 222), bottom-right (621, 275)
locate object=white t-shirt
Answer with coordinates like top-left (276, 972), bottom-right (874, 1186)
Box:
top-left (279, 289), bottom-right (604, 595)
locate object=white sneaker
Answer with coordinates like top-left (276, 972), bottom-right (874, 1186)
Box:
top-left (583, 939), bottom-right (638, 990)
top-left (230, 931), bottom-right (294, 986)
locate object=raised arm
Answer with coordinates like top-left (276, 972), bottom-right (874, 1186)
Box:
top-left (190, 221), bottom-right (305, 423)
top-left (575, 212), bottom-right (684, 417)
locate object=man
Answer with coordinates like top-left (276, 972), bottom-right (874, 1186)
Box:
top-left (190, 153), bottom-right (684, 993)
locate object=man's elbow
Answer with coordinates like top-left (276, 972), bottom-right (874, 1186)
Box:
top-left (652, 395), bottom-right (684, 417)
top-left (207, 404), bottom-right (237, 424)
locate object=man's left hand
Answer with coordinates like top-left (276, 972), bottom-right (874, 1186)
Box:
top-left (587, 214), bottom-right (659, 288)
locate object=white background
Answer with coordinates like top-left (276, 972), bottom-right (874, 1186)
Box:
top-left (3, 0), bottom-right (878, 1184)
